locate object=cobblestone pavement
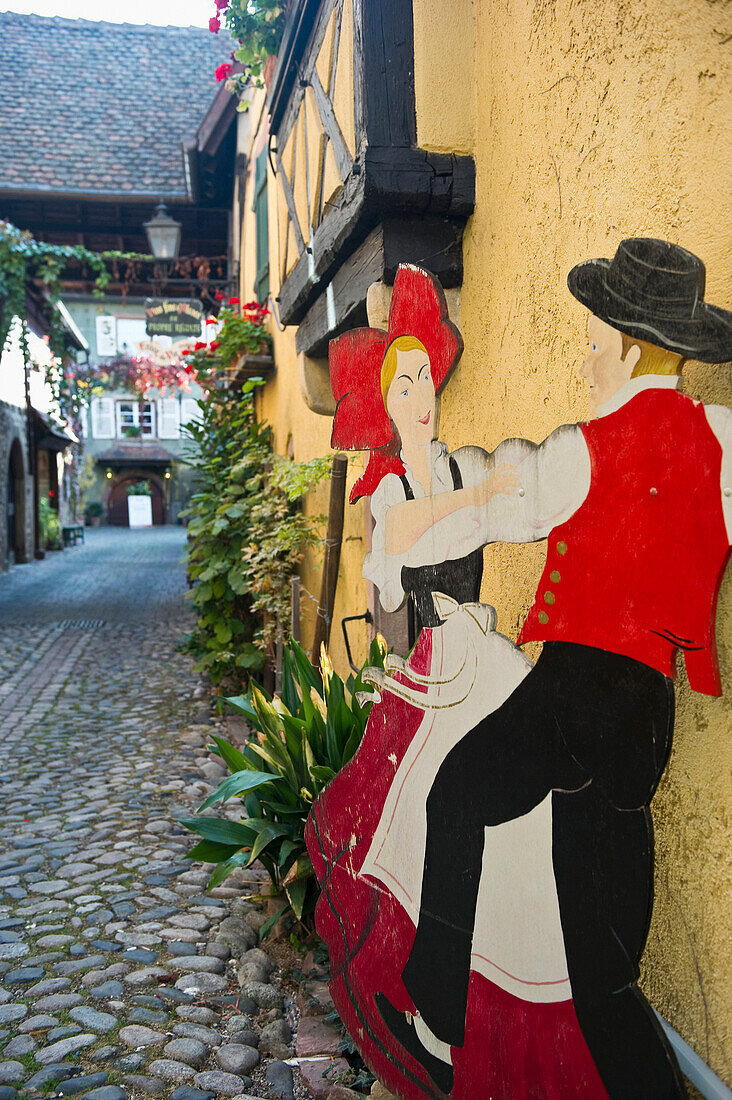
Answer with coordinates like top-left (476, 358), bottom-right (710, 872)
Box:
top-left (0, 529), bottom-right (308, 1100)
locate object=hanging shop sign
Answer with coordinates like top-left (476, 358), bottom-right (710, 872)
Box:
top-left (144, 298), bottom-right (204, 339)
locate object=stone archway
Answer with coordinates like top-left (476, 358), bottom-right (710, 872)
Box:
top-left (6, 438), bottom-right (28, 565)
top-left (106, 473), bottom-right (166, 527)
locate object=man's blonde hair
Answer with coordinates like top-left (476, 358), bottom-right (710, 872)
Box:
top-left (380, 335), bottom-right (429, 408)
top-left (620, 332), bottom-right (685, 377)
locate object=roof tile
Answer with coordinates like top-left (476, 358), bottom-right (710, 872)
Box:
top-left (0, 13), bottom-right (230, 198)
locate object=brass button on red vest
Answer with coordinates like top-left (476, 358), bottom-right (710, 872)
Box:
top-left (544, 591), bottom-right (555, 605)
top-left (538, 610), bottom-right (549, 625)
top-left (550, 570), bottom-right (561, 583)
top-left (556, 541), bottom-right (568, 555)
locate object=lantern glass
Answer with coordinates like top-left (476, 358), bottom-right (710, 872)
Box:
top-left (144, 202), bottom-right (182, 261)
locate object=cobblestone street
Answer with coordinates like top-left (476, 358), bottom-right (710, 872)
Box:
top-left (0, 529), bottom-right (307, 1100)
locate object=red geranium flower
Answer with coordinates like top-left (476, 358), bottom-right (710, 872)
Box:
top-left (215, 62), bottom-right (233, 82)
top-left (193, 340), bottom-right (206, 351)
top-left (209, 15), bottom-right (220, 32)
top-left (210, 341), bottom-right (221, 351)
top-left (214, 289), bottom-right (224, 301)
top-left (228, 296), bottom-right (240, 305)
top-left (181, 349), bottom-right (191, 356)
top-left (215, 0), bottom-right (228, 8)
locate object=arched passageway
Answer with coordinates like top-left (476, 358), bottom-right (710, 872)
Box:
top-left (6, 438), bottom-right (27, 564)
top-left (107, 474), bottom-right (166, 526)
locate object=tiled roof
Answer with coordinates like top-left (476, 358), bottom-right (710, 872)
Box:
top-left (96, 442), bottom-right (178, 463)
top-left (0, 13), bottom-right (229, 198)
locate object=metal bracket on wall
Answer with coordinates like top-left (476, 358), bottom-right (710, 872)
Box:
top-left (342, 610), bottom-right (373, 673)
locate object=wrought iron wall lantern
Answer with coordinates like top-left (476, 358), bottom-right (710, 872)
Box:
top-left (143, 201), bottom-right (182, 266)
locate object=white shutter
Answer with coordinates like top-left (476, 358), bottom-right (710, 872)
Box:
top-left (95, 314), bottom-right (117, 357)
top-left (90, 397), bottom-right (115, 439)
top-left (180, 398), bottom-right (202, 428)
top-left (157, 398), bottom-right (181, 439)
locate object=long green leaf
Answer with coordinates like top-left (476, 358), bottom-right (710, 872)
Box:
top-left (197, 769), bottom-right (276, 812)
top-left (259, 903), bottom-right (290, 940)
top-left (285, 878), bottom-right (308, 920)
top-left (178, 816), bottom-right (257, 846)
top-left (209, 735), bottom-right (249, 774)
top-left (248, 823), bottom-right (291, 865)
top-left (186, 839), bottom-right (242, 863)
top-left (206, 849), bottom-right (251, 891)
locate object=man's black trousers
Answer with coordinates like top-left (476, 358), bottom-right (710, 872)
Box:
top-left (401, 641), bottom-right (688, 1099)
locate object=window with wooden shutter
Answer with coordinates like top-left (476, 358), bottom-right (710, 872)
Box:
top-left (157, 398), bottom-right (181, 439)
top-left (90, 397), bottom-right (115, 439)
top-left (180, 398), bottom-right (202, 429)
top-left (254, 146), bottom-right (270, 303)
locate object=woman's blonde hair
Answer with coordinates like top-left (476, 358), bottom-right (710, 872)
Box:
top-left (380, 335), bottom-right (429, 408)
top-left (621, 332), bottom-right (685, 377)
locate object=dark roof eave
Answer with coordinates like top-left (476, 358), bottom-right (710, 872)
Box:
top-left (0, 186), bottom-right (194, 204)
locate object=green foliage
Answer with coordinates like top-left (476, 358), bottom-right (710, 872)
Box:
top-left (220, 1), bottom-right (286, 92)
top-left (207, 300), bottom-right (271, 365)
top-left (181, 353), bottom-right (329, 687)
top-left (0, 219), bottom-right (145, 366)
top-left (180, 635), bottom-right (387, 932)
top-left (38, 497), bottom-right (61, 550)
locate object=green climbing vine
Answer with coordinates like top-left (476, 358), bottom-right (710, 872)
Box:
top-left (0, 218), bottom-right (146, 365)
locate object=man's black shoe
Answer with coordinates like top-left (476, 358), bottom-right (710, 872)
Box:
top-left (374, 991), bottom-right (454, 1095)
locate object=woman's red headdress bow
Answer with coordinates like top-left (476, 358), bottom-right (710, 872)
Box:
top-left (330, 265), bottom-right (463, 502)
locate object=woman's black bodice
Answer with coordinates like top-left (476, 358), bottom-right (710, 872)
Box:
top-left (400, 456), bottom-right (484, 632)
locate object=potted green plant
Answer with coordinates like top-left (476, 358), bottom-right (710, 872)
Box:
top-left (85, 501), bottom-right (103, 527)
top-left (38, 496), bottom-right (62, 551)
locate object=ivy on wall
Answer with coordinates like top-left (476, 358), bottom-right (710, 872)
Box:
top-left (0, 219), bottom-right (146, 366)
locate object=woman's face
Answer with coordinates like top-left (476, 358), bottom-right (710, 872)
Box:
top-left (386, 348), bottom-right (436, 447)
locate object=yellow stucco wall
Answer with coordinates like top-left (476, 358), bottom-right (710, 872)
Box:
top-left (238, 93), bottom-right (370, 675)
top-left (411, 0), bottom-right (732, 1084)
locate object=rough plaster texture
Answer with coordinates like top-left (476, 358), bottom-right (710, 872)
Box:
top-left (412, 0), bottom-right (732, 1083)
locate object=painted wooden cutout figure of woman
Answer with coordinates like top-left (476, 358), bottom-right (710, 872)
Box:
top-left (305, 264), bottom-right (615, 1099)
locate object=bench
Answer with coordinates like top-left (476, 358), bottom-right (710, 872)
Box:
top-left (62, 525), bottom-right (85, 547)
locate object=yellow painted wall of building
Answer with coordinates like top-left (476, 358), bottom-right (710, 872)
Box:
top-left (238, 94), bottom-right (371, 675)
top-left (411, 0), bottom-right (732, 1082)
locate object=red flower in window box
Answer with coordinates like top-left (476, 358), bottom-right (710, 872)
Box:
top-left (215, 62), bottom-right (233, 82)
top-left (193, 340), bottom-right (206, 351)
top-left (228, 296), bottom-right (240, 305)
top-left (210, 341), bottom-right (221, 351)
top-left (214, 289), bottom-right (224, 301)
top-left (209, 15), bottom-right (220, 33)
top-left (181, 349), bottom-right (191, 356)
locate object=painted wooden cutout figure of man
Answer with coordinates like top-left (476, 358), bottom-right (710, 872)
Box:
top-left (305, 244), bottom-right (732, 1100)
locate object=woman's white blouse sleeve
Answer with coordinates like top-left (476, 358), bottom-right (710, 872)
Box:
top-left (363, 475), bottom-right (408, 613)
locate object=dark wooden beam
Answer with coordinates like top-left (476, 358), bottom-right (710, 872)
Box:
top-left (277, 147), bottom-right (474, 325)
top-left (354, 0), bottom-right (416, 148)
top-left (294, 216), bottom-right (467, 358)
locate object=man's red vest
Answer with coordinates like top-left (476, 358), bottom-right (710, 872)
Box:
top-left (518, 387), bottom-right (730, 695)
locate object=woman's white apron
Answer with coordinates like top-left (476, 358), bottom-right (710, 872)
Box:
top-left (359, 594), bottom-right (572, 1004)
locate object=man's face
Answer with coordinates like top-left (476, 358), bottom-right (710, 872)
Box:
top-left (578, 316), bottom-right (637, 416)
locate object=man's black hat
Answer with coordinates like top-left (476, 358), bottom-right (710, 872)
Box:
top-left (568, 238), bottom-right (732, 363)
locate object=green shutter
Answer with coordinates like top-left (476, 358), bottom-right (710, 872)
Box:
top-left (254, 147), bottom-right (269, 303)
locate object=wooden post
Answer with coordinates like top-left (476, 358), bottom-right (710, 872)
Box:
top-left (290, 575), bottom-right (301, 642)
top-left (313, 452), bottom-right (348, 667)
